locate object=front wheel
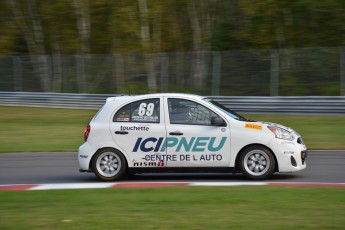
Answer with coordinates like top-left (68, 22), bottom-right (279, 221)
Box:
top-left (239, 146), bottom-right (275, 180)
top-left (91, 149), bottom-right (127, 181)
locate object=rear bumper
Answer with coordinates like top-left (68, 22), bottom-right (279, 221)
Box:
top-left (78, 142), bottom-right (98, 171)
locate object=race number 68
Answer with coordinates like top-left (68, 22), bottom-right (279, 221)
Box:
top-left (138, 103), bottom-right (154, 116)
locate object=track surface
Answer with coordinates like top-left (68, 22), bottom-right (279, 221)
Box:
top-left (0, 150), bottom-right (344, 184)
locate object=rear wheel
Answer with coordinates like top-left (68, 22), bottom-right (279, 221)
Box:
top-left (91, 149), bottom-right (127, 181)
top-left (239, 146), bottom-right (275, 180)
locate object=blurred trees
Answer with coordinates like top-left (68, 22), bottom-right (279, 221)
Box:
top-left (0, 0), bottom-right (344, 95)
top-left (3, 0), bottom-right (344, 55)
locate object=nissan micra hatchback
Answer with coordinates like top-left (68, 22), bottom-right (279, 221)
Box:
top-left (78, 93), bottom-right (307, 181)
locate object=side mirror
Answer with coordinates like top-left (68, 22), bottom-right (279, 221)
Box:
top-left (211, 117), bottom-right (226, 127)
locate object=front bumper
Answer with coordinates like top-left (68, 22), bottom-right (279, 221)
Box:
top-left (270, 138), bottom-right (307, 173)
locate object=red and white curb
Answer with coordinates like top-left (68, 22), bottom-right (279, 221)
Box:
top-left (0, 182), bottom-right (345, 191)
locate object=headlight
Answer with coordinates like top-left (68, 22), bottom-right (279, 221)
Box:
top-left (267, 126), bottom-right (295, 141)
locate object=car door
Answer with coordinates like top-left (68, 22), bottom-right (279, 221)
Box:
top-left (164, 97), bottom-right (231, 167)
top-left (110, 97), bottom-right (167, 167)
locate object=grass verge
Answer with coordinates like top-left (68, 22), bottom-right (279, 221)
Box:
top-left (0, 106), bottom-right (344, 152)
top-left (0, 186), bottom-right (344, 229)
top-left (0, 106), bottom-right (95, 152)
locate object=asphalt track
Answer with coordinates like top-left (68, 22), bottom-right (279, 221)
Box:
top-left (0, 150), bottom-right (344, 185)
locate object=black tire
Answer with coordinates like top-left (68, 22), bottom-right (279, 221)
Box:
top-left (91, 148), bottom-right (127, 181)
top-left (239, 146), bottom-right (275, 180)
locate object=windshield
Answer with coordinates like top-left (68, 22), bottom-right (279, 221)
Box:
top-left (204, 99), bottom-right (248, 121)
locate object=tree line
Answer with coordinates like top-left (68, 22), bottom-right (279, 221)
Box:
top-left (1, 0), bottom-right (344, 95)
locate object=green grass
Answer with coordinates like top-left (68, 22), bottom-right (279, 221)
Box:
top-left (0, 106), bottom-right (344, 152)
top-left (0, 106), bottom-right (95, 152)
top-left (0, 186), bottom-right (344, 229)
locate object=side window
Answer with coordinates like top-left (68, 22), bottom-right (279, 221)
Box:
top-left (168, 99), bottom-right (220, 125)
top-left (113, 98), bottom-right (160, 123)
top-left (113, 104), bottom-right (131, 122)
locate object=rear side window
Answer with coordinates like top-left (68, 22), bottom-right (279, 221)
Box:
top-left (113, 98), bottom-right (160, 123)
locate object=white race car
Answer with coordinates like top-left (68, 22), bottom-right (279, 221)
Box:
top-left (78, 93), bottom-right (307, 180)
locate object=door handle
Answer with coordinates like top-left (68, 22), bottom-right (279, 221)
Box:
top-left (115, 131), bottom-right (129, 135)
top-left (169, 131), bottom-right (183, 136)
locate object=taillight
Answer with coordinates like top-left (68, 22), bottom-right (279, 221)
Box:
top-left (84, 124), bottom-right (90, 141)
